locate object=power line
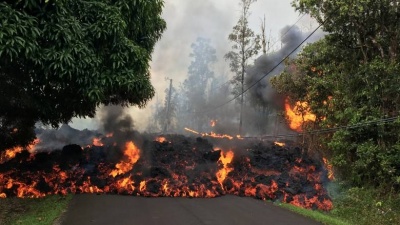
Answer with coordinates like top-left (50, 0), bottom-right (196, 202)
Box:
top-left (197, 22), bottom-right (323, 114)
top-left (268, 14), bottom-right (306, 51)
top-left (251, 116), bottom-right (400, 139)
top-left (206, 13), bottom-right (307, 95)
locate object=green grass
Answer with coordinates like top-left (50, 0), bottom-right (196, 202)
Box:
top-left (0, 195), bottom-right (72, 225)
top-left (277, 203), bottom-right (350, 225)
top-left (276, 182), bottom-right (400, 225)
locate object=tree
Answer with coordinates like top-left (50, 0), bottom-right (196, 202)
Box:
top-left (225, 0), bottom-right (261, 134)
top-left (0, 0), bottom-right (166, 151)
top-left (181, 37), bottom-right (217, 131)
top-left (272, 0), bottom-right (400, 189)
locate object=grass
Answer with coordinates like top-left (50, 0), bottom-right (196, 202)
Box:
top-left (0, 195), bottom-right (72, 225)
top-left (276, 182), bottom-right (400, 225)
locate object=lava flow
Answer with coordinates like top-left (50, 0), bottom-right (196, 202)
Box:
top-left (0, 134), bottom-right (333, 211)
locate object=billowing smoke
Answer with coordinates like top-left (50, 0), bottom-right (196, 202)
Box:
top-left (246, 25), bottom-right (307, 109)
top-left (35, 106), bottom-right (138, 151)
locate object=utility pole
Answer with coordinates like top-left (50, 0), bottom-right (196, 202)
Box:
top-left (163, 79), bottom-right (173, 133)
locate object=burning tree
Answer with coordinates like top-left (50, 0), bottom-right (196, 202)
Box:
top-left (272, 0), bottom-right (400, 189)
top-left (0, 0), bottom-right (166, 151)
top-left (225, 0), bottom-right (261, 135)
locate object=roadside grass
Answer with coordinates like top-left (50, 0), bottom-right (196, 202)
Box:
top-left (0, 195), bottom-right (72, 225)
top-left (277, 182), bottom-right (400, 225)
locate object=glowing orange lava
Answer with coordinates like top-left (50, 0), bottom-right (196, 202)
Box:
top-left (92, 137), bottom-right (104, 146)
top-left (274, 142), bottom-right (285, 147)
top-left (323, 157), bottom-right (335, 180)
top-left (109, 141), bottom-right (141, 177)
top-left (284, 98), bottom-right (316, 132)
top-left (216, 150), bottom-right (234, 188)
top-left (155, 136), bottom-right (167, 143)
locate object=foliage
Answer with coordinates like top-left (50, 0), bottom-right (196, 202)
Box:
top-left (0, 195), bottom-right (72, 225)
top-left (0, 0), bottom-right (166, 151)
top-left (331, 185), bottom-right (400, 225)
top-left (180, 37), bottom-right (217, 131)
top-left (225, 0), bottom-right (261, 134)
top-left (272, 1), bottom-right (400, 189)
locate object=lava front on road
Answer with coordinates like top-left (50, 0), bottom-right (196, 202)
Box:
top-left (0, 134), bottom-right (332, 211)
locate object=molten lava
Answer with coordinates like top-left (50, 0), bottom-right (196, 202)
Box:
top-left (0, 135), bottom-right (333, 211)
top-left (216, 150), bottom-right (234, 188)
top-left (109, 141), bottom-right (140, 177)
top-left (284, 98), bottom-right (316, 132)
top-left (274, 141), bottom-right (285, 147)
top-left (155, 136), bottom-right (167, 143)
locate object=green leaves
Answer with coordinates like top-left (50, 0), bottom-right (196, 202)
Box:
top-left (0, 0), bottom-right (166, 151)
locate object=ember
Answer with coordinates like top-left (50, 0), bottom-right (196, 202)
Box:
top-left (0, 135), bottom-right (332, 210)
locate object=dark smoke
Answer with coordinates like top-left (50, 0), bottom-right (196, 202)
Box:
top-left (246, 25), bottom-right (306, 109)
top-left (35, 106), bottom-right (139, 151)
top-left (98, 105), bottom-right (139, 146)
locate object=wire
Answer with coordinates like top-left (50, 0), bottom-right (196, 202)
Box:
top-left (268, 14), bottom-right (306, 51)
top-left (196, 22), bottom-right (323, 114)
top-left (248, 116), bottom-right (400, 139)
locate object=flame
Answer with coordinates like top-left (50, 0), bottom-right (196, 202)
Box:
top-left (1, 139), bottom-right (39, 163)
top-left (284, 98), bottom-right (316, 132)
top-left (216, 150), bottom-right (234, 188)
top-left (92, 137), bottom-right (104, 146)
top-left (210, 120), bottom-right (217, 127)
top-left (323, 157), bottom-right (335, 180)
top-left (184, 128), bottom-right (238, 140)
top-left (184, 127), bottom-right (200, 135)
top-left (274, 142), bottom-right (285, 147)
top-left (155, 136), bottom-right (167, 143)
top-left (109, 141), bottom-right (141, 177)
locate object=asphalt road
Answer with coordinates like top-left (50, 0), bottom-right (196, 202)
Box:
top-left (60, 195), bottom-right (322, 225)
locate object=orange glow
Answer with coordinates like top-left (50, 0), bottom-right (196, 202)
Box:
top-left (139, 181), bottom-right (146, 192)
top-left (155, 136), bottom-right (167, 143)
top-left (184, 127), bottom-right (200, 135)
top-left (274, 142), bottom-right (285, 147)
top-left (284, 98), bottom-right (316, 132)
top-left (210, 120), bottom-right (217, 127)
top-left (216, 150), bottom-right (234, 187)
top-left (1, 139), bottom-right (39, 163)
top-left (109, 141), bottom-right (141, 177)
top-left (0, 193), bottom-right (6, 198)
top-left (323, 157), bottom-right (335, 180)
top-left (92, 137), bottom-right (104, 146)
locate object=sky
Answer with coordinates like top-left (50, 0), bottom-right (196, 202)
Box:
top-left (70, 0), bottom-right (318, 131)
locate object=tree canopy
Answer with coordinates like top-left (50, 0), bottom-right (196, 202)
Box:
top-left (0, 0), bottom-right (166, 151)
top-left (272, 0), bottom-right (400, 189)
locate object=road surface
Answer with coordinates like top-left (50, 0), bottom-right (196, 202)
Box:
top-left (60, 194), bottom-right (322, 225)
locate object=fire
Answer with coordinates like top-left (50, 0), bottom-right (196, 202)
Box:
top-left (109, 141), bottom-right (141, 177)
top-left (92, 137), bottom-right (104, 146)
top-left (216, 150), bottom-right (234, 188)
top-left (0, 139), bottom-right (39, 163)
top-left (210, 120), bottom-right (217, 127)
top-left (284, 98), bottom-right (316, 132)
top-left (0, 134), bottom-right (333, 210)
top-left (323, 157), bottom-right (335, 180)
top-left (184, 127), bottom-right (200, 135)
top-left (184, 128), bottom-right (237, 140)
top-left (274, 141), bottom-right (285, 147)
top-left (155, 136), bottom-right (167, 143)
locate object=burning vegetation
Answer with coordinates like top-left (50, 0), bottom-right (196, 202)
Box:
top-left (0, 132), bottom-right (332, 211)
